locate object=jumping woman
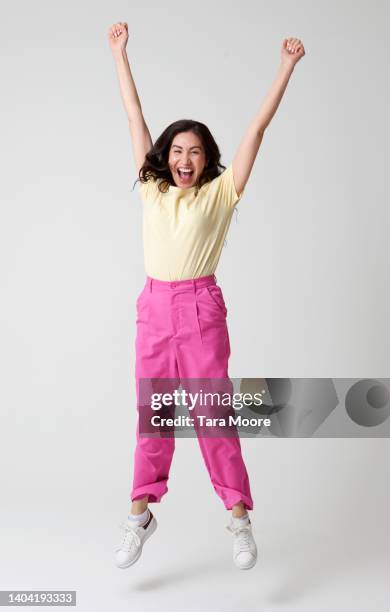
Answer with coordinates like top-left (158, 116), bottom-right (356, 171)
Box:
top-left (108, 21), bottom-right (305, 571)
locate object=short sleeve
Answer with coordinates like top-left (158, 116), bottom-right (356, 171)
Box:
top-left (138, 175), bottom-right (160, 203)
top-left (210, 163), bottom-right (245, 208)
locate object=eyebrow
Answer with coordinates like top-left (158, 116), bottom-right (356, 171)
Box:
top-left (171, 145), bottom-right (202, 150)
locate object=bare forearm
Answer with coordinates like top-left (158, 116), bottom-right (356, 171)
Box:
top-left (112, 48), bottom-right (143, 120)
top-left (231, 37), bottom-right (305, 194)
top-left (251, 63), bottom-right (295, 134)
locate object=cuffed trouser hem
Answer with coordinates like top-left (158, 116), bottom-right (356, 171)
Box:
top-left (226, 499), bottom-right (254, 511)
top-left (217, 489), bottom-right (254, 511)
top-left (131, 484), bottom-right (168, 504)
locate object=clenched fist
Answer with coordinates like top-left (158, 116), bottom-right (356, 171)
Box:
top-left (108, 22), bottom-right (128, 53)
top-left (281, 37), bottom-right (305, 68)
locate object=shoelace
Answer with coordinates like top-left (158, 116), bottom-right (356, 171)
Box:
top-left (117, 521), bottom-right (142, 552)
top-left (226, 524), bottom-right (252, 552)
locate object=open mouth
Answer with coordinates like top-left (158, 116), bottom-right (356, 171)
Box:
top-left (177, 168), bottom-right (194, 181)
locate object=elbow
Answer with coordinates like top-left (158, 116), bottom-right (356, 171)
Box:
top-left (257, 124), bottom-right (267, 137)
top-left (256, 127), bottom-right (266, 141)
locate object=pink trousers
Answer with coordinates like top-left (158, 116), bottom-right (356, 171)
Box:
top-left (131, 274), bottom-right (254, 510)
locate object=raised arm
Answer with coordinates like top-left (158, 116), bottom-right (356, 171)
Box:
top-left (232, 37), bottom-right (306, 196)
top-left (108, 22), bottom-right (153, 174)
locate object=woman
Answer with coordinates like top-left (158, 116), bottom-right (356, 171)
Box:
top-left (108, 21), bottom-right (305, 571)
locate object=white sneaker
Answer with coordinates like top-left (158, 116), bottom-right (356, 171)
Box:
top-left (114, 510), bottom-right (157, 569)
top-left (226, 519), bottom-right (258, 570)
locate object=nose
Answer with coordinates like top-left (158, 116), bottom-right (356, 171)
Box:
top-left (181, 153), bottom-right (191, 165)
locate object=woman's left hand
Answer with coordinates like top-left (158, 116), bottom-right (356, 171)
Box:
top-left (281, 37), bottom-right (305, 69)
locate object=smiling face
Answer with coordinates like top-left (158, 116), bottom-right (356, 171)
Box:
top-left (168, 131), bottom-right (207, 188)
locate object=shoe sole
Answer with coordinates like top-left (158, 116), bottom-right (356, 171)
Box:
top-left (115, 517), bottom-right (158, 569)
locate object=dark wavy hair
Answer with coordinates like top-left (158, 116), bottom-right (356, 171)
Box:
top-left (132, 119), bottom-right (226, 196)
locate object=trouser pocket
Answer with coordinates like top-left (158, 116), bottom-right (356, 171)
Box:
top-left (206, 285), bottom-right (227, 316)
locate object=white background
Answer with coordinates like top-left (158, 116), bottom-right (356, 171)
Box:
top-left (1, 0), bottom-right (389, 610)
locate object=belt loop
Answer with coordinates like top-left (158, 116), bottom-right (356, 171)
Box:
top-left (192, 279), bottom-right (196, 293)
top-left (148, 277), bottom-right (153, 292)
top-left (213, 273), bottom-right (217, 284)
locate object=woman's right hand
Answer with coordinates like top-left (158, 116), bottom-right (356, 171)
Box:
top-left (108, 22), bottom-right (128, 54)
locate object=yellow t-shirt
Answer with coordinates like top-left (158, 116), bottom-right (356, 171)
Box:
top-left (138, 163), bottom-right (244, 281)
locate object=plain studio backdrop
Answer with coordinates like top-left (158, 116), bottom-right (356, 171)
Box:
top-left (0, 1), bottom-right (389, 611)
